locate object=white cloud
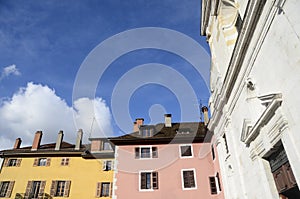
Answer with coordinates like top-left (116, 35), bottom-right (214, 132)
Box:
top-left (0, 64), bottom-right (21, 80)
top-left (0, 82), bottom-right (113, 150)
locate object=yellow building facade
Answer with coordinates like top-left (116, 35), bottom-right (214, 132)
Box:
top-left (0, 130), bottom-right (114, 199)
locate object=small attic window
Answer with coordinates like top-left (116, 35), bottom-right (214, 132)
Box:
top-left (140, 128), bottom-right (154, 138)
top-left (176, 128), bottom-right (191, 135)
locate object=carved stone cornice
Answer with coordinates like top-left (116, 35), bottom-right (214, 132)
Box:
top-left (244, 94), bottom-right (283, 145)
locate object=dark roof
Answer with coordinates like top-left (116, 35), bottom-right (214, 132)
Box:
top-left (0, 141), bottom-right (86, 158)
top-left (109, 122), bottom-right (212, 145)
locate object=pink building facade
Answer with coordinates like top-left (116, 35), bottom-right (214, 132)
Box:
top-left (109, 115), bottom-right (224, 199)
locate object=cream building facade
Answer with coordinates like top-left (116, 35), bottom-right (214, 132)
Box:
top-left (201, 0), bottom-right (300, 198)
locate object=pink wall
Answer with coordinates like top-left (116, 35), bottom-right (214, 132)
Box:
top-left (114, 142), bottom-right (224, 199)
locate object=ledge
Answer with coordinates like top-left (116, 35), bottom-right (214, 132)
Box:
top-left (244, 94), bottom-right (282, 145)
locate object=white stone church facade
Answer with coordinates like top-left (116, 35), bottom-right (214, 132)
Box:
top-left (201, 0), bottom-right (300, 198)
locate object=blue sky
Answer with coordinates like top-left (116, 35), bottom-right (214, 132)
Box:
top-left (0, 0), bottom-right (210, 148)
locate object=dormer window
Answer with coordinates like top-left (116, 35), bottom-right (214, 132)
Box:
top-left (140, 128), bottom-right (154, 137)
top-left (176, 128), bottom-right (191, 135)
top-left (101, 140), bottom-right (113, 151)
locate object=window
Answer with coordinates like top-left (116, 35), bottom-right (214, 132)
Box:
top-left (140, 171), bottom-right (158, 190)
top-left (101, 183), bottom-right (110, 197)
top-left (176, 128), bottom-right (191, 134)
top-left (141, 129), bottom-right (153, 137)
top-left (180, 145), bottom-right (193, 158)
top-left (8, 159), bottom-right (17, 167)
top-left (135, 147), bottom-right (158, 159)
top-left (96, 182), bottom-right (112, 197)
top-left (223, 134), bottom-right (229, 154)
top-left (50, 180), bottom-right (71, 197)
top-left (0, 181), bottom-right (14, 197)
top-left (212, 145), bottom-right (215, 160)
top-left (235, 13), bottom-right (243, 33)
top-left (33, 158), bottom-right (51, 166)
top-left (209, 177), bottom-right (217, 194)
top-left (100, 140), bottom-right (113, 151)
top-left (31, 181), bottom-right (41, 198)
top-left (61, 158), bottom-right (70, 166)
top-left (102, 160), bottom-right (113, 171)
top-left (182, 169), bottom-right (197, 189)
top-left (25, 181), bottom-right (46, 198)
top-left (5, 158), bottom-right (21, 167)
top-left (209, 173), bottom-right (222, 195)
top-left (0, 182), bottom-right (9, 197)
top-left (38, 158), bottom-right (47, 166)
top-left (55, 181), bottom-right (66, 196)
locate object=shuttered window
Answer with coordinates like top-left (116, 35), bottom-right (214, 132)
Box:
top-left (96, 182), bottom-right (112, 197)
top-left (209, 173), bottom-right (222, 194)
top-left (33, 158), bottom-right (51, 167)
top-left (4, 158), bottom-right (22, 167)
top-left (135, 147), bottom-right (158, 159)
top-left (24, 180), bottom-right (46, 198)
top-left (209, 177), bottom-right (217, 194)
top-left (182, 169), bottom-right (196, 189)
top-left (140, 171), bottom-right (159, 190)
top-left (0, 181), bottom-right (14, 197)
top-left (50, 180), bottom-right (71, 197)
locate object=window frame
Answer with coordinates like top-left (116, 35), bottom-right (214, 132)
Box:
top-left (140, 128), bottom-right (154, 137)
top-left (100, 182), bottom-right (110, 197)
top-left (139, 170), bottom-right (159, 191)
top-left (179, 144), bottom-right (194, 158)
top-left (55, 181), bottom-right (66, 197)
top-left (102, 160), bottom-right (113, 171)
top-left (135, 146), bottom-right (158, 159)
top-left (38, 158), bottom-right (47, 166)
top-left (209, 173), bottom-right (222, 194)
top-left (61, 158), bottom-right (70, 166)
top-left (0, 181), bottom-right (9, 197)
top-left (181, 168), bottom-right (197, 190)
top-left (50, 180), bottom-right (70, 197)
top-left (31, 181), bottom-right (41, 198)
top-left (8, 159), bottom-right (17, 167)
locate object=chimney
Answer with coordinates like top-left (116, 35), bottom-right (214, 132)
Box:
top-left (55, 130), bottom-right (64, 151)
top-left (14, 138), bottom-right (22, 149)
top-left (202, 106), bottom-right (209, 125)
top-left (164, 114), bottom-right (172, 127)
top-left (31, 131), bottom-right (42, 151)
top-left (133, 118), bottom-right (144, 132)
top-left (75, 129), bottom-right (83, 150)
